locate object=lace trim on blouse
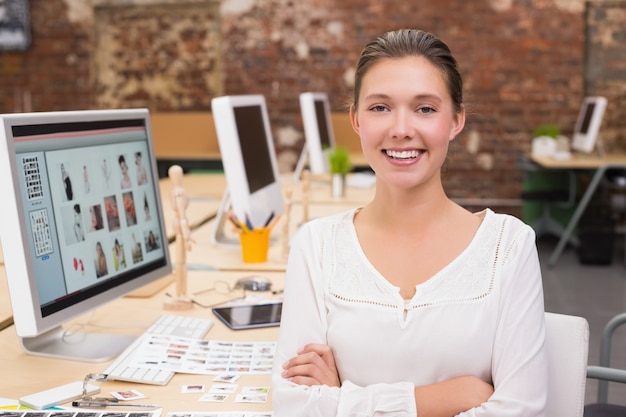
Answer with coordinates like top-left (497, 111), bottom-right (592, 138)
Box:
top-left (326, 209), bottom-right (505, 311)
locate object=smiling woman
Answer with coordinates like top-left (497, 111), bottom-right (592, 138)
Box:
top-left (272, 29), bottom-right (548, 417)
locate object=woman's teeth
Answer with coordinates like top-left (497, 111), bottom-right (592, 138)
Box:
top-left (385, 149), bottom-right (420, 159)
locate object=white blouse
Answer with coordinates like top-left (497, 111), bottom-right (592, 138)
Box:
top-left (271, 208), bottom-right (548, 417)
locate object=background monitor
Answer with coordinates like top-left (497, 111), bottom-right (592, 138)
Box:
top-left (570, 96), bottom-right (608, 154)
top-left (294, 92), bottom-right (336, 179)
top-left (0, 109), bottom-right (171, 362)
top-left (211, 95), bottom-right (284, 245)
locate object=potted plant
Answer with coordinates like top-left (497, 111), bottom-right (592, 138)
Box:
top-left (327, 146), bottom-right (351, 197)
top-left (532, 124), bottom-right (569, 157)
top-left (534, 123), bottom-right (560, 139)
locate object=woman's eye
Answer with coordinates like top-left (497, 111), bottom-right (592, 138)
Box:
top-left (417, 106), bottom-right (435, 114)
top-left (370, 105), bottom-right (387, 112)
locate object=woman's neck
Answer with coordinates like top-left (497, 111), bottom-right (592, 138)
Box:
top-left (365, 182), bottom-right (453, 230)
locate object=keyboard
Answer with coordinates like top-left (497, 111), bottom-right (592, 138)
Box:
top-left (102, 314), bottom-right (214, 385)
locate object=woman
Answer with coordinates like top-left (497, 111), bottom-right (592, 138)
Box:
top-left (272, 29), bottom-right (547, 416)
top-left (95, 241), bottom-right (108, 278)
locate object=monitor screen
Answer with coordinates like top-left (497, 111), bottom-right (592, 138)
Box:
top-left (234, 105), bottom-right (276, 194)
top-left (578, 102), bottom-right (595, 134)
top-left (0, 109), bottom-right (171, 362)
top-left (296, 92), bottom-right (335, 177)
top-left (211, 95), bottom-right (284, 246)
top-left (314, 99), bottom-right (333, 149)
top-left (571, 96), bottom-right (607, 154)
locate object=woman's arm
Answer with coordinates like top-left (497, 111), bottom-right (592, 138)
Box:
top-left (273, 221), bottom-right (491, 417)
top-left (282, 343), bottom-right (493, 417)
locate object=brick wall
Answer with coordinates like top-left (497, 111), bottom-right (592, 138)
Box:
top-left (586, 1), bottom-right (626, 152)
top-left (1, 0), bottom-right (624, 202)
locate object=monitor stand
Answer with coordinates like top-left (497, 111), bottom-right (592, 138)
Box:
top-left (20, 325), bottom-right (136, 362)
top-left (292, 147), bottom-right (309, 182)
top-left (211, 189), bottom-right (242, 247)
top-left (595, 136), bottom-right (606, 158)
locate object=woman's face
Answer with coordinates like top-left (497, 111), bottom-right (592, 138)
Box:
top-left (350, 56), bottom-right (465, 191)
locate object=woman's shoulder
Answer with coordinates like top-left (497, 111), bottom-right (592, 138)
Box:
top-left (294, 208), bottom-right (358, 239)
top-left (482, 208), bottom-right (536, 241)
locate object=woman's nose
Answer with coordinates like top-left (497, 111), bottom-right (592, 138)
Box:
top-left (390, 109), bottom-right (415, 139)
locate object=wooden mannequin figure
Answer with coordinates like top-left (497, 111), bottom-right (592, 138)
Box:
top-left (281, 187), bottom-right (294, 260)
top-left (164, 165), bottom-right (194, 310)
top-left (301, 169), bottom-right (310, 224)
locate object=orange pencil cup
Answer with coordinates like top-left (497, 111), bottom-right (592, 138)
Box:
top-left (239, 227), bottom-right (271, 263)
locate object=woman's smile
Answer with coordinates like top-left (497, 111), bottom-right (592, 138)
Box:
top-left (384, 149), bottom-right (424, 160)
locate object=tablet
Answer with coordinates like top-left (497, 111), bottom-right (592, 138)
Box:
top-left (212, 302), bottom-right (282, 330)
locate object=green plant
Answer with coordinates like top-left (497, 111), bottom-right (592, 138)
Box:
top-left (327, 146), bottom-right (352, 174)
top-left (534, 124), bottom-right (560, 139)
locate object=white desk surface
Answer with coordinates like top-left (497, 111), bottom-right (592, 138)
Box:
top-left (0, 269), bottom-right (283, 414)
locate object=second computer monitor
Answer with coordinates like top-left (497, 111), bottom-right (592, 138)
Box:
top-left (299, 92), bottom-right (335, 176)
top-left (211, 94), bottom-right (283, 243)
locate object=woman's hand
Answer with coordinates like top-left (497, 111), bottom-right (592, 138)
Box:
top-left (281, 343), bottom-right (341, 387)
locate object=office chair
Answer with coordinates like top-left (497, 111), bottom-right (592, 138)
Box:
top-left (545, 312), bottom-right (590, 417)
top-left (585, 312), bottom-right (626, 417)
top-left (520, 156), bottom-right (578, 244)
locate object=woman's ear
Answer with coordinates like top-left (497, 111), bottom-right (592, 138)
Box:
top-left (349, 104), bottom-right (360, 135)
top-left (450, 104), bottom-right (466, 141)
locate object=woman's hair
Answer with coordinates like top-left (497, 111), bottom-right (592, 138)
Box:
top-left (352, 29), bottom-right (463, 113)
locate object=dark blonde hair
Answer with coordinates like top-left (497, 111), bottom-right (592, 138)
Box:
top-left (352, 29), bottom-right (463, 113)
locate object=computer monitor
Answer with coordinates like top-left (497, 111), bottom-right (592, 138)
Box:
top-left (0, 109), bottom-right (171, 362)
top-left (210, 95), bottom-right (284, 245)
top-left (570, 96), bottom-right (608, 154)
top-left (294, 92), bottom-right (336, 180)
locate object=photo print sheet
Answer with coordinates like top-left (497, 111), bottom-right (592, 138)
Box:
top-left (128, 334), bottom-right (276, 375)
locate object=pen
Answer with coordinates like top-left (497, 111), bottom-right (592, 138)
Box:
top-left (244, 213), bottom-right (254, 231)
top-left (267, 213), bottom-right (282, 231)
top-left (72, 400), bottom-right (160, 409)
top-left (263, 211), bottom-right (275, 228)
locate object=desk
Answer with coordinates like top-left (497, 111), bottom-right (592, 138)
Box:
top-left (0, 269), bottom-right (283, 414)
top-left (529, 153), bottom-right (626, 266)
top-left (185, 201), bottom-right (362, 272)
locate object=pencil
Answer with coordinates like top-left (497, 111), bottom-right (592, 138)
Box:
top-left (267, 213), bottom-right (282, 231)
top-left (228, 212), bottom-right (249, 233)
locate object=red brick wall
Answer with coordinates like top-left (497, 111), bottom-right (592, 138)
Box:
top-left (585, 1), bottom-right (626, 152)
top-left (1, 0), bottom-right (623, 202)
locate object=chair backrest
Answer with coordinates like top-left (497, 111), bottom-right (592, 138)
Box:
top-left (545, 312), bottom-right (590, 417)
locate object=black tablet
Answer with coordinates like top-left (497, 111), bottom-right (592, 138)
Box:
top-left (212, 302), bottom-right (282, 330)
